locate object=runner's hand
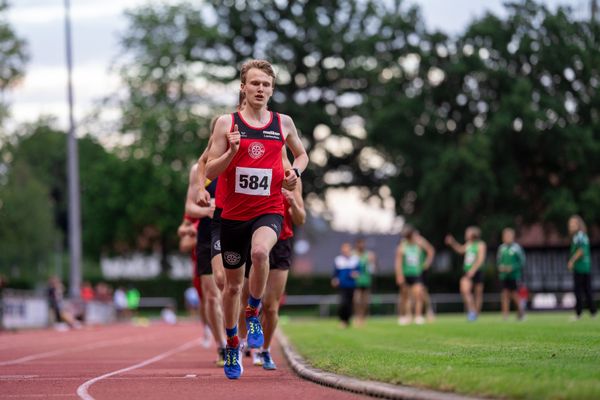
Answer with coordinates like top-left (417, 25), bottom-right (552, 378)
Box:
top-left (396, 275), bottom-right (405, 287)
top-left (196, 187), bottom-right (210, 206)
top-left (228, 124), bottom-right (241, 154)
top-left (283, 169), bottom-right (297, 191)
top-left (282, 188), bottom-right (296, 205)
top-left (444, 234), bottom-right (454, 246)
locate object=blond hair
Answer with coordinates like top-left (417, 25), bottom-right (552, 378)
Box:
top-left (240, 59), bottom-right (276, 84)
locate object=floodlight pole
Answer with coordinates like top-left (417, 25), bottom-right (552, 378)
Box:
top-left (64, 0), bottom-right (82, 299)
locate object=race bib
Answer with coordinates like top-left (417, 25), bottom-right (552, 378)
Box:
top-left (235, 167), bottom-right (272, 196)
top-left (465, 252), bottom-right (476, 265)
top-left (406, 252), bottom-right (420, 266)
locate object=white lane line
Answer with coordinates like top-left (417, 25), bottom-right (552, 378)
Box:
top-left (0, 334), bottom-right (161, 367)
top-left (76, 338), bottom-right (201, 400)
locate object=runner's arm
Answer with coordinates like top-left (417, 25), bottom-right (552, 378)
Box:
top-left (281, 114), bottom-right (309, 174)
top-left (418, 235), bottom-right (436, 269)
top-left (206, 115), bottom-right (238, 180)
top-left (445, 234), bottom-right (466, 254)
top-left (285, 179), bottom-right (306, 226)
top-left (184, 164), bottom-right (214, 219)
top-left (394, 244), bottom-right (405, 285)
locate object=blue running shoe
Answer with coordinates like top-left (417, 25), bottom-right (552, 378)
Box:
top-left (261, 351), bottom-right (276, 370)
top-left (246, 315), bottom-right (264, 348)
top-left (467, 311), bottom-right (478, 322)
top-left (224, 346), bottom-right (243, 379)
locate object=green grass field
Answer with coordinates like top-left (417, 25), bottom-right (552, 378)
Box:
top-left (280, 313), bottom-right (600, 400)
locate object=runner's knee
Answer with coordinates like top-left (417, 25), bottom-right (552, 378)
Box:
top-left (250, 244), bottom-right (269, 266)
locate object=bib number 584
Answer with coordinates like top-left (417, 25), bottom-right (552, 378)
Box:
top-left (235, 167), bottom-right (272, 196)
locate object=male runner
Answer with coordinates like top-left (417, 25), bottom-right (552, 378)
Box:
top-left (446, 226), bottom-right (487, 321)
top-left (497, 227), bottom-right (526, 320)
top-left (238, 158), bottom-right (305, 369)
top-left (184, 163), bottom-right (227, 365)
top-left (206, 59), bottom-right (308, 379)
top-left (177, 218), bottom-right (211, 346)
top-left (260, 179), bottom-right (305, 369)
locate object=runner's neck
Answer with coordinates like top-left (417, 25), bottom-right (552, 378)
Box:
top-left (240, 107), bottom-right (270, 126)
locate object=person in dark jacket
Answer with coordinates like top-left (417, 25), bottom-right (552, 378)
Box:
top-left (331, 242), bottom-right (360, 328)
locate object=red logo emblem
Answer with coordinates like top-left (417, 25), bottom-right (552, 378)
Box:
top-left (248, 142), bottom-right (265, 159)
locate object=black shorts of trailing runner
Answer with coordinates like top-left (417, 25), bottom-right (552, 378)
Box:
top-left (465, 269), bottom-right (483, 284)
top-left (404, 275), bottom-right (423, 286)
top-left (196, 240), bottom-right (212, 276)
top-left (210, 208), bottom-right (222, 259)
top-left (220, 214), bottom-right (283, 270)
top-left (245, 237), bottom-right (293, 278)
top-left (269, 238), bottom-right (293, 271)
top-left (501, 278), bottom-right (518, 291)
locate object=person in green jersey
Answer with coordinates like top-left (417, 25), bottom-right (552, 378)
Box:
top-left (446, 226), bottom-right (487, 321)
top-left (353, 238), bottom-right (376, 327)
top-left (567, 215), bottom-right (597, 319)
top-left (497, 228), bottom-right (526, 320)
top-left (395, 225), bottom-right (435, 325)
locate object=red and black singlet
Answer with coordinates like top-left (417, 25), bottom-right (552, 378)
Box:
top-left (183, 214), bottom-right (200, 264)
top-left (221, 111), bottom-right (285, 221)
top-left (279, 197), bottom-right (294, 241)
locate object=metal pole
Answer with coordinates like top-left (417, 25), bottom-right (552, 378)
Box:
top-left (593, 0), bottom-right (598, 23)
top-left (64, 0), bottom-right (82, 299)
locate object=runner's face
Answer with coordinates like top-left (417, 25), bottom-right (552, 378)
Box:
top-left (241, 68), bottom-right (274, 108)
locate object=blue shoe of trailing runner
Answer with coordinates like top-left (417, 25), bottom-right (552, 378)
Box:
top-left (224, 346), bottom-right (243, 379)
top-left (467, 311), bottom-right (478, 322)
top-left (246, 315), bottom-right (264, 349)
top-left (261, 351), bottom-right (276, 370)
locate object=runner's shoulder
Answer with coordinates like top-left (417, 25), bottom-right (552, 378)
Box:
top-left (214, 114), bottom-right (234, 132)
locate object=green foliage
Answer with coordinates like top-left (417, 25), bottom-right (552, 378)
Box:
top-left (0, 160), bottom-right (56, 275)
top-left (0, 0), bottom-right (28, 121)
top-left (283, 315), bottom-right (600, 399)
top-left (117, 0), bottom-right (427, 194)
top-left (369, 1), bottom-right (600, 242)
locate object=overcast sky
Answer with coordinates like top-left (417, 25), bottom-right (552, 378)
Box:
top-left (5, 0), bottom-right (580, 130)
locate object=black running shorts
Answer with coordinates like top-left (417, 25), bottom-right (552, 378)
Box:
top-left (220, 214), bottom-right (283, 270)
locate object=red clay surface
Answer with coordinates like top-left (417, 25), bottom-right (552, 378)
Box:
top-left (0, 321), bottom-right (368, 399)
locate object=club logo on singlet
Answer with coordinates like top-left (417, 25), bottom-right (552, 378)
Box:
top-left (214, 240), bottom-right (221, 251)
top-left (224, 251), bottom-right (241, 266)
top-left (248, 142), bottom-right (266, 159)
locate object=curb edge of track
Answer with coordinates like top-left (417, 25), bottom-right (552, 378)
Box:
top-left (276, 329), bottom-right (487, 400)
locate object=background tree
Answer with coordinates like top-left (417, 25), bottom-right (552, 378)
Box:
top-left (369, 0), bottom-right (600, 243)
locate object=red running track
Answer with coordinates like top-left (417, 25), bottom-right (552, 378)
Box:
top-left (0, 322), bottom-right (368, 400)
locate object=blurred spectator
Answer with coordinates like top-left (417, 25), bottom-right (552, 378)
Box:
top-left (80, 281), bottom-right (95, 303)
top-left (47, 276), bottom-right (80, 330)
top-left (395, 225), bottom-right (435, 325)
top-left (567, 215), bottom-right (597, 320)
top-left (95, 282), bottom-right (113, 303)
top-left (353, 237), bottom-right (376, 327)
top-left (497, 228), bottom-right (526, 321)
top-left (161, 305), bottom-right (177, 325)
top-left (126, 286), bottom-right (141, 316)
top-left (0, 274), bottom-right (6, 331)
top-left (446, 226), bottom-right (487, 322)
top-left (114, 286), bottom-right (129, 320)
top-left (184, 285), bottom-right (200, 318)
top-left (331, 242), bottom-right (359, 328)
